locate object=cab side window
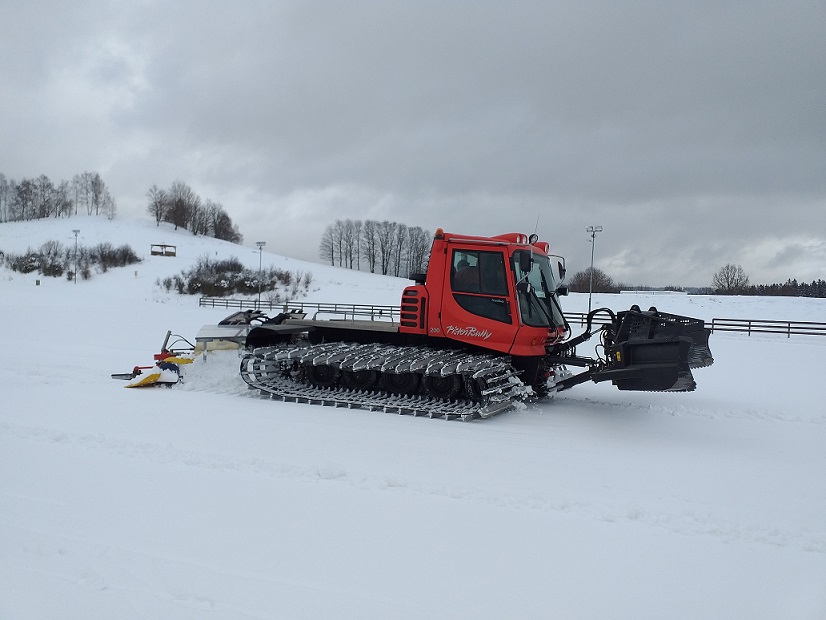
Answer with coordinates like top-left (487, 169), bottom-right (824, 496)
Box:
top-left (452, 253), bottom-right (480, 293)
top-left (450, 250), bottom-right (511, 323)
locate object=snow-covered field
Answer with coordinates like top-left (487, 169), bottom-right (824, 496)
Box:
top-left (1, 217), bottom-right (824, 619)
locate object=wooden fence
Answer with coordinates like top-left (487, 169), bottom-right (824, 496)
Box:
top-left (198, 297), bottom-right (826, 338)
top-left (708, 318), bottom-right (826, 338)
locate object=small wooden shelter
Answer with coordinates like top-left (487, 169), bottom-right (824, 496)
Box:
top-left (151, 244), bottom-right (177, 257)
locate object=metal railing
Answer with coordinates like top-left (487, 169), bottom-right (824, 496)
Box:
top-left (199, 297), bottom-right (399, 322)
top-left (562, 312), bottom-right (615, 328)
top-left (199, 297), bottom-right (826, 338)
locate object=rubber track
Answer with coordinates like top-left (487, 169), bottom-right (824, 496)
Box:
top-left (240, 343), bottom-right (528, 421)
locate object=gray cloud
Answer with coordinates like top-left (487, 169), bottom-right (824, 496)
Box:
top-left (1, 1), bottom-right (824, 286)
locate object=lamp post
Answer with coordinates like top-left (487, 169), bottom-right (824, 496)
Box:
top-left (256, 241), bottom-right (266, 307)
top-left (586, 225), bottom-right (602, 314)
top-left (72, 229), bottom-right (80, 284)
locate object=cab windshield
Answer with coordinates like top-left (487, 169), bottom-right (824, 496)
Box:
top-left (512, 250), bottom-right (565, 329)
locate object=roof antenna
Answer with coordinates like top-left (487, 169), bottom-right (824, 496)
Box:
top-left (533, 214), bottom-right (541, 234)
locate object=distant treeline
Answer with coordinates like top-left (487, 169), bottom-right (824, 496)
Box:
top-left (146, 180), bottom-right (243, 244)
top-left (319, 219), bottom-right (431, 277)
top-left (1, 173), bottom-right (245, 247)
top-left (0, 171), bottom-right (116, 222)
top-left (710, 263), bottom-right (826, 297)
top-left (741, 279), bottom-right (826, 298)
top-left (568, 265), bottom-right (826, 298)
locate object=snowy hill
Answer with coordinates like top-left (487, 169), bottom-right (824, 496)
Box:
top-left (1, 216), bottom-right (825, 619)
top-left (0, 215), bottom-right (410, 307)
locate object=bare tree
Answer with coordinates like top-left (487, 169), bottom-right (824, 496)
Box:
top-left (319, 223), bottom-right (336, 265)
top-left (211, 204), bottom-right (242, 243)
top-left (12, 178), bottom-right (35, 221)
top-left (102, 188), bottom-right (117, 220)
top-left (361, 219), bottom-right (379, 273)
top-left (332, 220), bottom-right (345, 266)
top-left (568, 267), bottom-right (618, 293)
top-left (0, 173), bottom-right (9, 222)
top-left (342, 219), bottom-right (358, 269)
top-left (320, 220), bottom-right (344, 266)
top-left (74, 171), bottom-right (98, 215)
top-left (406, 226), bottom-right (431, 275)
top-left (376, 220), bottom-right (397, 276)
top-left (165, 180), bottom-right (198, 230)
top-left (72, 173), bottom-right (89, 216)
top-left (202, 199), bottom-right (218, 235)
top-left (342, 219), bottom-right (364, 269)
top-left (391, 223), bottom-right (408, 277)
top-left (89, 173), bottom-right (104, 215)
top-left (33, 175), bottom-right (55, 218)
top-left (146, 185), bottom-right (167, 225)
top-left (352, 219), bottom-right (362, 271)
top-left (187, 195), bottom-right (205, 234)
top-left (55, 180), bottom-right (73, 217)
top-left (712, 263), bottom-right (750, 294)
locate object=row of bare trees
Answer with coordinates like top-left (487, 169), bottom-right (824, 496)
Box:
top-left (319, 219), bottom-right (431, 277)
top-left (0, 172), bottom-right (116, 223)
top-left (146, 180), bottom-right (242, 243)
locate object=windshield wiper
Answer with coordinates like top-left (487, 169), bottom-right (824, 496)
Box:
top-left (517, 281), bottom-right (556, 326)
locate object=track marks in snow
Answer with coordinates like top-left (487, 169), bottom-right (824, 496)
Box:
top-left (1, 520), bottom-right (412, 620)
top-left (0, 524), bottom-right (237, 617)
top-left (4, 420), bottom-right (824, 556)
top-left (596, 506), bottom-right (825, 555)
top-left (557, 394), bottom-right (826, 425)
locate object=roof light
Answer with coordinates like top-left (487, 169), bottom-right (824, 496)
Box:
top-left (434, 228), bottom-right (445, 239)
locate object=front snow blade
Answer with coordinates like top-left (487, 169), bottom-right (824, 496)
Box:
top-left (633, 309), bottom-right (714, 369)
top-left (596, 306), bottom-right (714, 392)
top-left (599, 338), bottom-right (696, 392)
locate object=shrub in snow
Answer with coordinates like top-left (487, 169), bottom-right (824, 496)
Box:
top-left (167, 254), bottom-right (313, 299)
top-left (3, 239), bottom-right (140, 280)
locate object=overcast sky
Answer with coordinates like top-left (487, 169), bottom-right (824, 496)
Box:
top-left (2, 1), bottom-right (824, 286)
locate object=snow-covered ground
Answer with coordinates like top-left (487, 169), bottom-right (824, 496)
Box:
top-left (1, 217), bottom-right (824, 619)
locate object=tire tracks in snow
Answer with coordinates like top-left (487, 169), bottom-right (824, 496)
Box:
top-left (3, 420), bottom-right (824, 556)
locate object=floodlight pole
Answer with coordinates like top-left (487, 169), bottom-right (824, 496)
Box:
top-left (72, 229), bottom-right (80, 284)
top-left (256, 241), bottom-right (266, 307)
top-left (586, 225), bottom-right (603, 314)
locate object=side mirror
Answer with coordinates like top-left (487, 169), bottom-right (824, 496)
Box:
top-left (557, 260), bottom-right (566, 281)
top-left (516, 281), bottom-right (533, 294)
top-left (519, 252), bottom-right (533, 273)
top-left (555, 285), bottom-right (569, 296)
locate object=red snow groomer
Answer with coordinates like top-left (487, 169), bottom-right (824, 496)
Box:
top-left (236, 229), bottom-right (712, 419)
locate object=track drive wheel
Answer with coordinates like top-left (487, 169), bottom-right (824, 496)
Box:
top-left (380, 372), bottom-right (421, 395)
top-left (423, 374), bottom-right (462, 400)
top-left (464, 376), bottom-right (486, 402)
top-left (306, 364), bottom-right (340, 388)
top-left (341, 369), bottom-right (379, 391)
